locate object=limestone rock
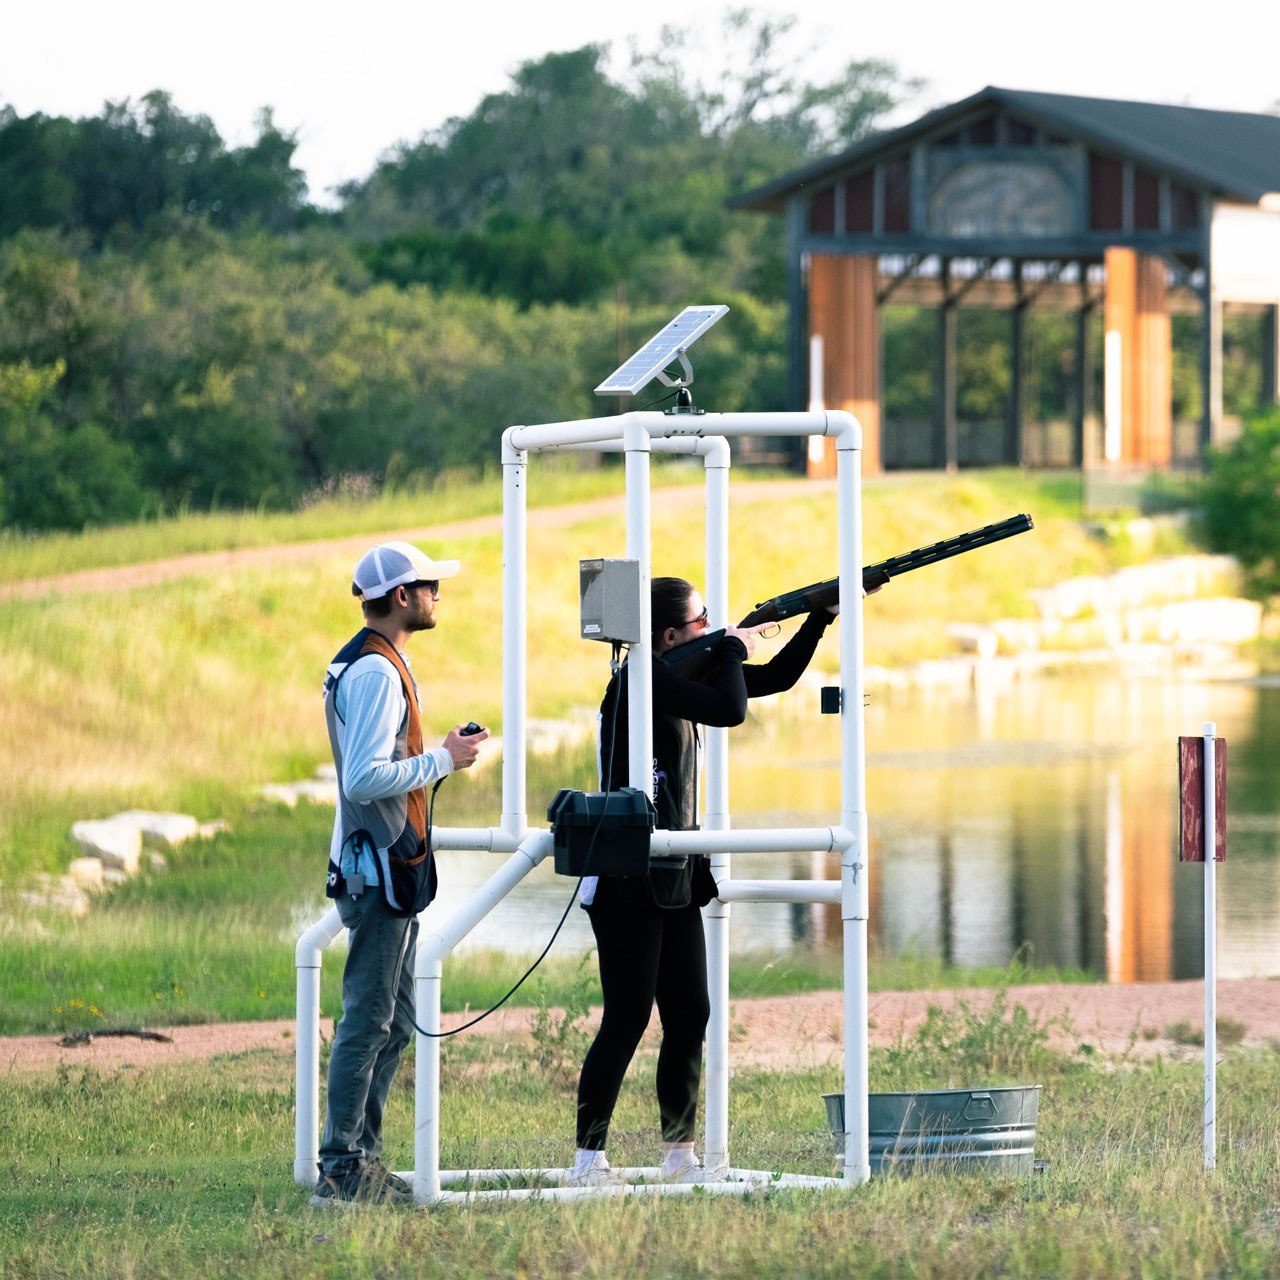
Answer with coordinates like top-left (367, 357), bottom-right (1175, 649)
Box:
top-left (21, 873), bottom-right (90, 916)
top-left (292, 780), bottom-right (338, 805)
top-left (946, 623), bottom-right (998, 660)
top-left (110, 810), bottom-right (201, 849)
top-left (71, 818), bottom-right (141, 873)
top-left (257, 784), bottom-right (300, 808)
top-left (67, 857), bottom-right (105, 891)
top-left (257, 779), bottom-right (337, 806)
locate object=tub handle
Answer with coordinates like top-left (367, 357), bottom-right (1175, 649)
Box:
top-left (964, 1092), bottom-right (996, 1121)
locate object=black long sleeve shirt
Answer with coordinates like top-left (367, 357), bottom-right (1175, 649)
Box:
top-left (600, 610), bottom-right (834, 830)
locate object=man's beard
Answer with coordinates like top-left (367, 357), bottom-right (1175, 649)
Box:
top-left (407, 603), bottom-right (436, 631)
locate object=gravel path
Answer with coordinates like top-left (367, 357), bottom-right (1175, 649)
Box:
top-left (5, 978), bottom-right (1276, 1075)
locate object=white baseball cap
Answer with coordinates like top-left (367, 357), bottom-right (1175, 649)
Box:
top-left (353, 541), bottom-right (461, 601)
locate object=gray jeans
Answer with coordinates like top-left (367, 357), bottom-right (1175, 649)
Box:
top-left (319, 888), bottom-right (419, 1176)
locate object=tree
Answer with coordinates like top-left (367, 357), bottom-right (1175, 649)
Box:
top-left (1199, 407), bottom-right (1280, 594)
top-left (0, 359), bottom-right (145, 529)
top-left (341, 16), bottom-right (921, 305)
top-left (0, 93), bottom-right (310, 244)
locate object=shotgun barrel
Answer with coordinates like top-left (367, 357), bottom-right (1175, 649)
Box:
top-left (661, 513), bottom-right (1034, 676)
top-left (739, 513), bottom-right (1035, 627)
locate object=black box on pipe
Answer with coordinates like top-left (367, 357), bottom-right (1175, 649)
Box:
top-left (547, 788), bottom-right (656, 877)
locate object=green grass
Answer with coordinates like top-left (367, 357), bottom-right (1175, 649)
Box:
top-left (3, 1000), bottom-right (1279, 1278)
top-left (0, 794), bottom-right (1092, 1036)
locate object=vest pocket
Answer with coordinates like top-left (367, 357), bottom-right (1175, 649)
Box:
top-left (383, 825), bottom-right (438, 917)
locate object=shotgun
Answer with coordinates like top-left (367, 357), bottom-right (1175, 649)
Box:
top-left (662, 513), bottom-right (1034, 675)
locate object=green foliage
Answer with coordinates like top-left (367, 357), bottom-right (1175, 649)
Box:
top-left (0, 358), bottom-right (146, 527)
top-left (359, 214), bottom-right (620, 307)
top-left (0, 92), bottom-right (308, 244)
top-left (0, 221), bottom-right (792, 530)
top-left (1199, 407), bottom-right (1280, 592)
top-left (342, 23), bottom-right (920, 306)
top-left (0, 19), bottom-right (923, 533)
top-left (878, 987), bottom-right (1073, 1091)
top-left (528, 952), bottom-right (599, 1088)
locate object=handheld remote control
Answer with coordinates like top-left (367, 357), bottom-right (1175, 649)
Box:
top-left (460, 722), bottom-right (484, 736)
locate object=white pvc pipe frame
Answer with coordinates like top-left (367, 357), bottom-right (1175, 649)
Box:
top-left (294, 409), bottom-right (868, 1203)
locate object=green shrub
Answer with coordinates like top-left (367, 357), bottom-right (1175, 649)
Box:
top-left (1199, 406), bottom-right (1280, 593)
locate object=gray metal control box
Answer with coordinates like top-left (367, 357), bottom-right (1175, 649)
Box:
top-left (579, 558), bottom-right (642, 643)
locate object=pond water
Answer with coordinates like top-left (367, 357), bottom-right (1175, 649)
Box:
top-left (431, 672), bottom-right (1280, 983)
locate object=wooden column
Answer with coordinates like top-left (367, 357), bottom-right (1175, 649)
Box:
top-left (1262, 304), bottom-right (1279, 406)
top-left (1009, 263), bottom-right (1026, 466)
top-left (1074, 280), bottom-right (1095, 468)
top-left (806, 253), bottom-right (881, 477)
top-left (1103, 247), bottom-right (1172, 464)
top-left (786, 198), bottom-right (807, 422)
top-left (1135, 253), bottom-right (1171, 462)
top-left (935, 259), bottom-right (958, 472)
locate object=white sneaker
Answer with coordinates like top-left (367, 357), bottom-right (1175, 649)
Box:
top-left (662, 1153), bottom-right (717, 1184)
top-left (565, 1152), bottom-right (625, 1188)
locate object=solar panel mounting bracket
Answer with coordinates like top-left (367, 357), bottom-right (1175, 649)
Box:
top-left (653, 349), bottom-right (695, 389)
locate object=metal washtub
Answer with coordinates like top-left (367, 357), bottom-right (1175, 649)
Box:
top-left (823, 1085), bottom-right (1041, 1175)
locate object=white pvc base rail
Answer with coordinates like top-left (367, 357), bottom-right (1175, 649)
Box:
top-left (414, 1169), bottom-right (842, 1206)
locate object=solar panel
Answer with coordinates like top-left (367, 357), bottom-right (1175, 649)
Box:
top-left (594, 305), bottom-right (729, 396)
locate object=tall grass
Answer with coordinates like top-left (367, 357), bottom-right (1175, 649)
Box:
top-left (0, 459), bottom-right (706, 584)
top-left (0, 469), bottom-right (1146, 882)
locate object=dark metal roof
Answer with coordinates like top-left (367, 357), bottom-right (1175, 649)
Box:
top-left (731, 86), bottom-right (1280, 212)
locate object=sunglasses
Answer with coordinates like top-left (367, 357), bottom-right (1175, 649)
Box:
top-left (407, 579), bottom-right (439, 596)
top-left (681, 607), bottom-right (709, 629)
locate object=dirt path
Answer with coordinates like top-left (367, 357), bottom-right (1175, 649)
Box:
top-left (0, 480), bottom-right (835, 601)
top-left (5, 978), bottom-right (1276, 1075)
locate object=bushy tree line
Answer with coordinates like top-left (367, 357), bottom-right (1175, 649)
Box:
top-left (0, 14), bottom-right (914, 532)
top-left (0, 226), bottom-right (787, 528)
top-left (0, 91), bottom-right (309, 246)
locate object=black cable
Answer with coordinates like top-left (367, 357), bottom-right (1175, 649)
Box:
top-left (405, 643), bottom-right (627, 1039)
top-left (632, 387), bottom-right (679, 412)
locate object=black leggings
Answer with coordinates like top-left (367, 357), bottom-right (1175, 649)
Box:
top-left (575, 877), bottom-right (711, 1150)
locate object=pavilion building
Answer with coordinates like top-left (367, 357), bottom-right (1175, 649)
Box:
top-left (731, 86), bottom-right (1280, 475)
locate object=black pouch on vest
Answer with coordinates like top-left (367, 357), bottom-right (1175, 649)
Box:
top-left (647, 856), bottom-right (692, 910)
top-left (384, 825), bottom-right (438, 917)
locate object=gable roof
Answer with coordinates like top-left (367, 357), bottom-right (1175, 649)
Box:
top-left (732, 86), bottom-right (1280, 213)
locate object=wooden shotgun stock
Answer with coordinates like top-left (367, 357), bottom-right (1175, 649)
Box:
top-left (662, 513), bottom-right (1034, 679)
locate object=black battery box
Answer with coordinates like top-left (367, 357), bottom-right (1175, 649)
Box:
top-left (547, 787), bottom-right (656, 877)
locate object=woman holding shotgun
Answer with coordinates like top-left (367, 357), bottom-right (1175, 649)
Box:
top-left (568, 576), bottom-right (838, 1186)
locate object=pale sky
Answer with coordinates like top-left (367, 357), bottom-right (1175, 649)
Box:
top-left (4, 0), bottom-right (1278, 205)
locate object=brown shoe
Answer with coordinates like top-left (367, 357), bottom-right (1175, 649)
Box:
top-left (310, 1163), bottom-right (411, 1208)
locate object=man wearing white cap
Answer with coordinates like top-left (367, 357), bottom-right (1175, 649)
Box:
top-left (313, 541), bottom-right (489, 1207)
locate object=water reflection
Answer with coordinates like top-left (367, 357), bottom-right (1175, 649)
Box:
top-left (730, 674), bottom-right (1280, 981)
top-left (430, 675), bottom-right (1280, 983)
